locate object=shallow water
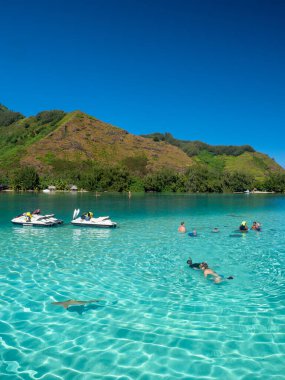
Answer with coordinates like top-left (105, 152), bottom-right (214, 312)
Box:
top-left (0, 193), bottom-right (285, 379)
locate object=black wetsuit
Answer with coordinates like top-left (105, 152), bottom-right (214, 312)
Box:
top-left (187, 259), bottom-right (201, 269)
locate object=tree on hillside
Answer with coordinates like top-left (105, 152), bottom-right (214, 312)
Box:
top-left (144, 169), bottom-right (182, 192)
top-left (11, 166), bottom-right (40, 190)
top-left (222, 171), bottom-right (254, 192)
top-left (0, 104), bottom-right (24, 126)
top-left (104, 167), bottom-right (132, 192)
top-left (263, 173), bottom-right (285, 192)
top-left (184, 165), bottom-right (210, 192)
top-left (35, 110), bottom-right (66, 125)
top-left (142, 132), bottom-right (255, 157)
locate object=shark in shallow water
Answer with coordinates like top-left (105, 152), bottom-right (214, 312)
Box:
top-left (52, 299), bottom-right (101, 309)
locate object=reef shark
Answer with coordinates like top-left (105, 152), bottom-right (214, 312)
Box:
top-left (52, 299), bottom-right (101, 309)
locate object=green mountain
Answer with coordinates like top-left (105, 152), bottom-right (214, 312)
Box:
top-left (141, 132), bottom-right (283, 182)
top-left (0, 104), bottom-right (24, 126)
top-left (0, 104), bottom-right (284, 192)
top-left (0, 108), bottom-right (193, 174)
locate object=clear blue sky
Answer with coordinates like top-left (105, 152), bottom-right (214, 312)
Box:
top-left (1, 0), bottom-right (284, 167)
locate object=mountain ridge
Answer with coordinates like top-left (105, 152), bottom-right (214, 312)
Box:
top-left (21, 110), bottom-right (194, 173)
top-left (0, 104), bottom-right (284, 192)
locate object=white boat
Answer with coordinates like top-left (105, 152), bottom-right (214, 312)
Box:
top-left (11, 210), bottom-right (63, 226)
top-left (71, 209), bottom-right (117, 228)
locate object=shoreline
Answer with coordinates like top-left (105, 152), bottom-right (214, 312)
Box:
top-left (0, 189), bottom-right (280, 195)
top-left (234, 191), bottom-right (275, 194)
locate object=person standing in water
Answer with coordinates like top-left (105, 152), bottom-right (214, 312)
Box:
top-left (251, 221), bottom-right (261, 231)
top-left (239, 221), bottom-right (248, 231)
top-left (178, 222), bottom-right (186, 233)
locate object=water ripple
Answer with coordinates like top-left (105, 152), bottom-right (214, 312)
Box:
top-left (1, 194), bottom-right (285, 379)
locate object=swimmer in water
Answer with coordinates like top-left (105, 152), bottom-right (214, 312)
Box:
top-left (251, 221), bottom-right (261, 231)
top-left (187, 257), bottom-right (203, 269)
top-left (239, 221), bottom-right (248, 231)
top-left (200, 263), bottom-right (233, 283)
top-left (212, 227), bottom-right (219, 233)
top-left (178, 222), bottom-right (186, 233)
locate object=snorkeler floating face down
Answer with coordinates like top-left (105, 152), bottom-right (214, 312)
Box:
top-left (187, 258), bottom-right (204, 269)
top-left (199, 262), bottom-right (233, 282)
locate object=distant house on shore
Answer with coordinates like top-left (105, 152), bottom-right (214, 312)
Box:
top-left (48, 185), bottom-right (56, 191)
top-left (0, 184), bottom-right (8, 191)
top-left (70, 185), bottom-right (78, 192)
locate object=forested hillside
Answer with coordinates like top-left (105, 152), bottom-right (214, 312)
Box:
top-left (0, 104), bottom-right (284, 192)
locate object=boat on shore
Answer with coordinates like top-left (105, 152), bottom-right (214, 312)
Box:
top-left (234, 190), bottom-right (275, 194)
top-left (71, 209), bottom-right (117, 228)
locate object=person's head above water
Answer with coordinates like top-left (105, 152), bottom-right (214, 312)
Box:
top-left (241, 221), bottom-right (247, 226)
top-left (200, 262), bottom-right (208, 270)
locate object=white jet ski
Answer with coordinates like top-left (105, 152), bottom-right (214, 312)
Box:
top-left (71, 209), bottom-right (117, 228)
top-left (11, 209), bottom-right (63, 226)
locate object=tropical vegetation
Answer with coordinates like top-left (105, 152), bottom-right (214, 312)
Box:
top-left (0, 104), bottom-right (284, 193)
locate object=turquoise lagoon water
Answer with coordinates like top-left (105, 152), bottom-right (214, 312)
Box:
top-left (0, 193), bottom-right (285, 379)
